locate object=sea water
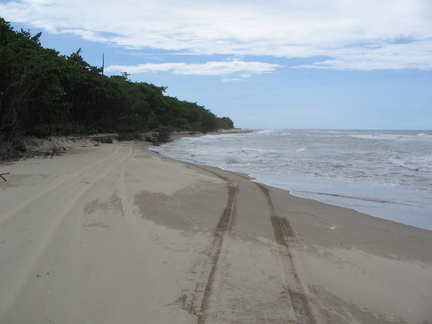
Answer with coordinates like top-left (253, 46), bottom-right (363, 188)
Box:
top-left (151, 129), bottom-right (432, 231)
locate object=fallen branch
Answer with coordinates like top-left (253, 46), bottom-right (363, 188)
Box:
top-left (0, 172), bottom-right (10, 182)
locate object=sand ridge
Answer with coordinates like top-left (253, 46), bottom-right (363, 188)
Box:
top-left (0, 141), bottom-right (431, 323)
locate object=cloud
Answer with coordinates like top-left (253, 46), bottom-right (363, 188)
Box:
top-left (1, 0), bottom-right (432, 70)
top-left (58, 29), bottom-right (113, 44)
top-left (298, 40), bottom-right (432, 70)
top-left (105, 60), bottom-right (280, 80)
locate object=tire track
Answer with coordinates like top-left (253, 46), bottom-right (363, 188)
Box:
top-left (255, 182), bottom-right (316, 324)
top-left (0, 146), bottom-right (134, 318)
top-left (145, 157), bottom-right (315, 322)
top-left (198, 178), bottom-right (237, 323)
top-left (185, 166), bottom-right (238, 324)
top-left (0, 145), bottom-right (124, 228)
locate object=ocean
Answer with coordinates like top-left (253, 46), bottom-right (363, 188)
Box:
top-left (151, 129), bottom-right (432, 231)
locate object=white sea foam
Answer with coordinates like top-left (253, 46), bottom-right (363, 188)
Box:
top-left (152, 129), bottom-right (432, 230)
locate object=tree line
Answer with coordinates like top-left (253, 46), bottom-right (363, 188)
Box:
top-left (0, 18), bottom-right (234, 143)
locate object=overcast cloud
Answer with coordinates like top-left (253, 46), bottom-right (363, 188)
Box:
top-left (1, 0), bottom-right (432, 75)
top-left (105, 61), bottom-right (280, 81)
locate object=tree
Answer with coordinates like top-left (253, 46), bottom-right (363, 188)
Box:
top-left (0, 18), bottom-right (67, 138)
top-left (0, 17), bottom-right (234, 144)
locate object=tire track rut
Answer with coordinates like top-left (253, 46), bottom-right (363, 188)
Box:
top-left (0, 145), bottom-right (124, 227)
top-left (188, 164), bottom-right (316, 323)
top-left (0, 146), bottom-right (134, 318)
top-left (185, 166), bottom-right (238, 324)
top-left (256, 182), bottom-right (316, 324)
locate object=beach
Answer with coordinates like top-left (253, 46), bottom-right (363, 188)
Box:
top-left (0, 140), bottom-right (431, 323)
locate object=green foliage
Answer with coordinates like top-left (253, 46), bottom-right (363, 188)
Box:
top-left (0, 18), bottom-right (66, 139)
top-left (156, 125), bottom-right (174, 143)
top-left (0, 17), bottom-right (234, 142)
top-left (218, 117), bottom-right (235, 129)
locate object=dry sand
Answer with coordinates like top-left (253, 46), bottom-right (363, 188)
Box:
top-left (0, 140), bottom-right (431, 323)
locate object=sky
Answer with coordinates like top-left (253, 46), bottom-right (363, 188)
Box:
top-left (1, 0), bottom-right (431, 130)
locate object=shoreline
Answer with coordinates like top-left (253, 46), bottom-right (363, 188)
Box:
top-left (1, 140), bottom-right (431, 323)
top-left (155, 129), bottom-right (432, 233)
top-left (167, 128), bottom-right (254, 142)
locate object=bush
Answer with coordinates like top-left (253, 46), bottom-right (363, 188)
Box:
top-left (157, 125), bottom-right (174, 143)
top-left (0, 137), bottom-right (26, 161)
top-left (116, 133), bottom-right (143, 141)
top-left (29, 125), bottom-right (52, 138)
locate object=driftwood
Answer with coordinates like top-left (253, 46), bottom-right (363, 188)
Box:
top-left (0, 173), bottom-right (10, 182)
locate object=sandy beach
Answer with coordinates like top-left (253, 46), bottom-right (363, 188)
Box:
top-left (0, 140), bottom-right (431, 323)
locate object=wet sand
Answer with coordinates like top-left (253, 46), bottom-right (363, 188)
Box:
top-left (0, 141), bottom-right (431, 323)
